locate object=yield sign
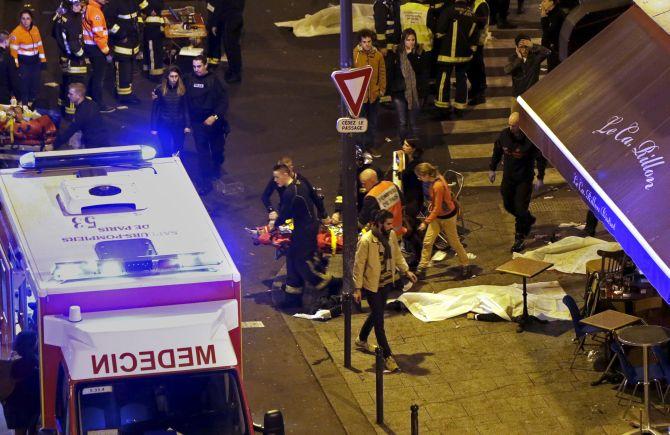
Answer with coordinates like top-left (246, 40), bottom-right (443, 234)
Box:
top-left (331, 66), bottom-right (373, 118)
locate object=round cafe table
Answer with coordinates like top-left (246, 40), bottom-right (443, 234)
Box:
top-left (617, 325), bottom-right (670, 434)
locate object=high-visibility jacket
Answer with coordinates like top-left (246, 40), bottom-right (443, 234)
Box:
top-left (373, 0), bottom-right (402, 51)
top-left (9, 25), bottom-right (46, 66)
top-left (365, 180), bottom-right (404, 234)
top-left (83, 0), bottom-right (110, 55)
top-left (435, 2), bottom-right (478, 64)
top-left (105, 0), bottom-right (141, 57)
top-left (472, 0), bottom-right (490, 47)
top-left (400, 2), bottom-right (433, 51)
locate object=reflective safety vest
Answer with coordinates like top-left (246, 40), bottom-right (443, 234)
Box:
top-left (83, 0), bottom-right (110, 55)
top-left (366, 181), bottom-right (404, 234)
top-left (9, 25), bottom-right (47, 65)
top-left (400, 3), bottom-right (433, 51)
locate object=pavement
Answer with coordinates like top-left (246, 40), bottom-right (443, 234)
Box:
top-left (0, 0), bottom-right (651, 434)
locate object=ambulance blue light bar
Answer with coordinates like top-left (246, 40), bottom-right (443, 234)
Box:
top-left (19, 145), bottom-right (157, 169)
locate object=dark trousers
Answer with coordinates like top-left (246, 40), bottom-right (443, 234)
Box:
top-left (157, 121), bottom-right (185, 157)
top-left (359, 284), bottom-right (393, 358)
top-left (585, 210), bottom-right (598, 236)
top-left (490, 0), bottom-right (511, 23)
top-left (208, 13), bottom-right (243, 74)
top-left (18, 62), bottom-right (41, 104)
top-left (286, 252), bottom-right (325, 290)
top-left (84, 48), bottom-right (107, 105)
top-left (191, 121), bottom-right (226, 187)
top-left (435, 62), bottom-right (469, 111)
top-left (114, 56), bottom-right (135, 97)
top-left (392, 96), bottom-right (420, 140)
top-left (467, 46), bottom-right (487, 97)
top-left (143, 35), bottom-right (165, 79)
top-left (359, 100), bottom-right (379, 149)
top-left (501, 178), bottom-right (534, 236)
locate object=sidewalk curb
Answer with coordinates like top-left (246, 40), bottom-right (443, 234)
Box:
top-left (273, 266), bottom-right (376, 434)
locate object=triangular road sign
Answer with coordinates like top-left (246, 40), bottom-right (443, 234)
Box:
top-left (331, 66), bottom-right (373, 118)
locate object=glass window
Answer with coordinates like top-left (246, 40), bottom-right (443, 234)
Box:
top-left (77, 370), bottom-right (247, 435)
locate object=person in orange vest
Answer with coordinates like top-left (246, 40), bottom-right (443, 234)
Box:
top-left (358, 168), bottom-right (405, 236)
top-left (82, 0), bottom-right (116, 113)
top-left (9, 9), bottom-right (46, 108)
top-left (414, 162), bottom-right (471, 280)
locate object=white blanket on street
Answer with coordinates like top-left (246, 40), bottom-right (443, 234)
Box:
top-left (275, 4), bottom-right (374, 37)
top-left (513, 236), bottom-right (621, 274)
top-left (398, 281), bottom-right (570, 322)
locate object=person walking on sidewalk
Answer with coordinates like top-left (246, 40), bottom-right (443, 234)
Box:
top-left (354, 210), bottom-right (417, 373)
top-left (150, 66), bottom-right (190, 156)
top-left (9, 10), bottom-right (47, 108)
top-left (353, 29), bottom-right (386, 157)
top-left (488, 112), bottom-right (546, 252)
top-left (414, 162), bottom-right (470, 279)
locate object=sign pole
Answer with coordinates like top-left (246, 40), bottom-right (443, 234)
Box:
top-left (340, 0), bottom-right (355, 370)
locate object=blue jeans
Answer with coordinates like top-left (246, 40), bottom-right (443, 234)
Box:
top-left (392, 95), bottom-right (420, 140)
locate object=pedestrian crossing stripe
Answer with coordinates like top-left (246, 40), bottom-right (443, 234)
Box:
top-left (241, 321), bottom-right (265, 328)
top-left (449, 143), bottom-right (493, 159)
top-left (463, 168), bottom-right (565, 187)
top-left (442, 118), bottom-right (507, 134)
top-left (485, 37), bottom-right (541, 48)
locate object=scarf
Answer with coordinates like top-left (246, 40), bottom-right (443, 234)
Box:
top-left (399, 49), bottom-right (419, 110)
top-left (372, 226), bottom-right (392, 274)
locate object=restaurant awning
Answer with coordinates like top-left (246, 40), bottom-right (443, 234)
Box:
top-left (517, 0), bottom-right (670, 301)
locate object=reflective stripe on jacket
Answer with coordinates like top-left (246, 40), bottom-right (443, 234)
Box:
top-left (9, 25), bottom-right (47, 65)
top-left (83, 0), bottom-right (110, 54)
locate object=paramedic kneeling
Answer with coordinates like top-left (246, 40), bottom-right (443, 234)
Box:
top-left (54, 83), bottom-right (110, 149)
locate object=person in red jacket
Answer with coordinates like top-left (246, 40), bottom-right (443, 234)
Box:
top-left (9, 10), bottom-right (46, 108)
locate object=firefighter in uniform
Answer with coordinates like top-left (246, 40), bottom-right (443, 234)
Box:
top-left (373, 0), bottom-right (402, 53)
top-left (82, 0), bottom-right (115, 112)
top-left (206, 0), bottom-right (244, 83)
top-left (105, 0), bottom-right (141, 104)
top-left (434, 0), bottom-right (478, 118)
top-left (141, 0), bottom-right (164, 82)
top-left (53, 0), bottom-right (88, 116)
top-left (467, 0), bottom-right (489, 106)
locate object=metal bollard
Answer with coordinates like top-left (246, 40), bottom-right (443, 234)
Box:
top-left (411, 404), bottom-right (419, 435)
top-left (343, 292), bottom-right (352, 369)
top-left (375, 347), bottom-right (384, 425)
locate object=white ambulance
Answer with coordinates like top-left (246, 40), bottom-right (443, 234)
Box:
top-left (0, 147), bottom-right (283, 434)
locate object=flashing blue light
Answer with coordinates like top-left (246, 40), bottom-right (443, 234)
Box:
top-left (19, 145), bottom-right (157, 170)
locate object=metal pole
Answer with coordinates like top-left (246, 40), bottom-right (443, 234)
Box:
top-left (375, 347), bottom-right (384, 425)
top-left (340, 0), bottom-right (355, 370)
top-left (411, 404), bottom-right (419, 435)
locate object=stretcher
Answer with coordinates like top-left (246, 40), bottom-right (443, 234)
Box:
top-left (246, 223), bottom-right (344, 256)
top-left (0, 105), bottom-right (56, 163)
top-left (162, 6), bottom-right (208, 66)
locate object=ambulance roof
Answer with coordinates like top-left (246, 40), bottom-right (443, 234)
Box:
top-left (0, 157), bottom-right (240, 296)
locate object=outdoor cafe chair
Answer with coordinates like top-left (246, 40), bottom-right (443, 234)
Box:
top-left (581, 271), bottom-right (601, 318)
top-left (651, 345), bottom-right (670, 401)
top-left (610, 341), bottom-right (664, 418)
top-left (563, 295), bottom-right (605, 369)
top-left (585, 249), bottom-right (626, 281)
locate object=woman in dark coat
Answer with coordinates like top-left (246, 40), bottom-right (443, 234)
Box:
top-left (387, 28), bottom-right (430, 141)
top-left (150, 66), bottom-right (190, 157)
top-left (399, 138), bottom-right (424, 268)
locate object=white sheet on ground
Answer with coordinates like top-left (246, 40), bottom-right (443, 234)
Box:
top-left (513, 236), bottom-right (621, 274)
top-left (274, 4), bottom-right (374, 37)
top-left (397, 281), bottom-right (570, 322)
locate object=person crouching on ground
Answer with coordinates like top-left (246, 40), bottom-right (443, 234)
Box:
top-left (414, 162), bottom-right (470, 280)
top-left (354, 210), bottom-right (417, 373)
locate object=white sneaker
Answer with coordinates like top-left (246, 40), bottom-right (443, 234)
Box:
top-left (384, 356), bottom-right (401, 373)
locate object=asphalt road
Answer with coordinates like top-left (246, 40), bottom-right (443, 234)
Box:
top-left (0, 0), bottom-right (346, 432)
